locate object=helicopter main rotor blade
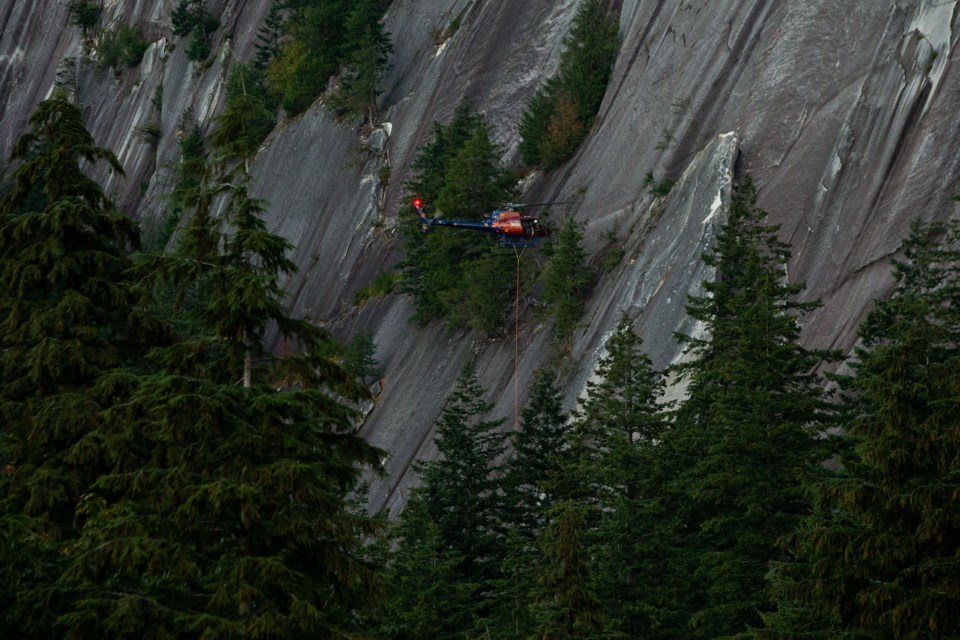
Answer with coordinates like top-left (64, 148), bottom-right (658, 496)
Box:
top-left (506, 200), bottom-right (574, 209)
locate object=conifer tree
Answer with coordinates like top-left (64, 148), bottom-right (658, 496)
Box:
top-left (760, 219), bottom-right (960, 640)
top-left (570, 314), bottom-right (670, 638)
top-left (0, 94), bottom-right (144, 638)
top-left (416, 361), bottom-right (507, 585)
top-left (54, 173), bottom-right (384, 638)
top-left (529, 501), bottom-right (605, 640)
top-left (399, 103), bottom-right (516, 332)
top-left (663, 176), bottom-right (836, 639)
top-left (543, 217), bottom-right (591, 343)
top-left (378, 496), bottom-right (477, 640)
top-left (330, 0), bottom-right (392, 122)
top-left (343, 329), bottom-right (379, 383)
top-left (381, 362), bottom-right (507, 637)
top-left (253, 1), bottom-right (287, 72)
top-left (484, 371), bottom-right (569, 639)
top-left (518, 0), bottom-right (619, 168)
top-left (210, 63), bottom-right (275, 166)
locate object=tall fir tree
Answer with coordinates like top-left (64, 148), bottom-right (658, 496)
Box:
top-left (760, 218), bottom-right (960, 640)
top-left (330, 0), bottom-right (392, 122)
top-left (53, 173), bottom-right (384, 638)
top-left (380, 361), bottom-right (507, 638)
top-left (568, 313), bottom-right (670, 638)
top-left (253, 1), bottom-right (287, 72)
top-left (661, 176), bottom-right (836, 639)
top-left (543, 217), bottom-right (591, 344)
top-left (484, 370), bottom-right (569, 639)
top-left (210, 62), bottom-right (275, 167)
top-left (0, 95), bottom-right (146, 638)
top-left (529, 501), bottom-right (605, 640)
top-left (518, 0), bottom-right (619, 168)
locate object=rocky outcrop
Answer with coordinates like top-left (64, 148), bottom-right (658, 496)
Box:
top-left (3, 0), bottom-right (959, 513)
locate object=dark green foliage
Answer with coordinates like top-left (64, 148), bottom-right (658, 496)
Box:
top-left (0, 95), bottom-right (143, 637)
top-left (503, 370), bottom-right (569, 529)
top-left (253, 1), bottom-right (287, 72)
top-left (171, 0), bottom-right (217, 39)
top-left (55, 173), bottom-right (384, 637)
top-left (529, 501), bottom-right (605, 640)
top-left (659, 176), bottom-right (836, 639)
top-left (379, 497), bottom-right (476, 640)
top-left (644, 171), bottom-right (675, 197)
top-left (379, 362), bottom-right (507, 638)
top-left (171, 119), bottom-right (207, 211)
top-left (416, 362), bottom-right (507, 581)
top-left (398, 104), bottom-right (518, 332)
top-left (518, 0), bottom-right (619, 168)
top-left (96, 23), bottom-right (149, 70)
top-left (343, 330), bottom-right (379, 383)
top-left (267, 0), bottom-right (391, 117)
top-left (518, 79), bottom-right (558, 167)
top-left (761, 219), bottom-right (960, 639)
top-left (353, 269), bottom-right (397, 305)
top-left (329, 22), bottom-right (393, 122)
top-left (543, 217), bottom-right (590, 343)
top-left (68, 0), bottom-right (101, 37)
top-left (171, 1), bottom-right (217, 62)
top-left (210, 63), bottom-right (275, 163)
top-left (171, 0), bottom-right (195, 36)
top-left (186, 23), bottom-right (210, 62)
top-left (567, 314), bottom-right (670, 638)
top-left (329, 0), bottom-right (392, 121)
top-left (485, 371), bottom-right (569, 639)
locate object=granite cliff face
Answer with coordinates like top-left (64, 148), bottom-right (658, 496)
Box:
top-left (3, 0), bottom-right (959, 512)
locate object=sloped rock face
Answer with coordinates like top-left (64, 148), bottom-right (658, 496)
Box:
top-left (3, 1), bottom-right (960, 512)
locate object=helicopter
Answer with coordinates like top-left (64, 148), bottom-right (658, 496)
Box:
top-left (413, 197), bottom-right (553, 247)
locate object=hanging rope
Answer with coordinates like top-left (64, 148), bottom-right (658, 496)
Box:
top-left (513, 245), bottom-right (526, 432)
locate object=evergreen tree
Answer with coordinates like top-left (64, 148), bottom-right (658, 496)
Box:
top-left (529, 501), bottom-right (605, 640)
top-left (267, 0), bottom-right (393, 116)
top-left (398, 104), bottom-right (517, 332)
top-left (171, 0), bottom-right (217, 39)
top-left (518, 79), bottom-right (558, 166)
top-left (761, 219), bottom-right (960, 640)
top-left (329, 0), bottom-right (392, 122)
top-left (485, 371), bottom-right (569, 639)
top-left (172, 120), bottom-right (207, 207)
top-left (171, 0), bottom-right (197, 37)
top-left (68, 0), bottom-right (101, 39)
top-left (54, 174), bottom-right (384, 638)
top-left (343, 329), bottom-right (379, 383)
top-left (555, 0), bottom-right (620, 123)
top-left (518, 0), bottom-right (619, 169)
top-left (186, 22), bottom-right (211, 63)
top-left (329, 23), bottom-right (392, 123)
top-left (380, 362), bottom-right (507, 637)
top-left (378, 496), bottom-right (477, 640)
top-left (571, 314), bottom-right (670, 638)
top-left (434, 124), bottom-right (511, 216)
top-left (0, 95), bottom-right (144, 637)
top-left (210, 62), bottom-right (275, 166)
top-left (502, 370), bottom-right (569, 532)
top-left (253, 1), bottom-right (287, 72)
top-left (543, 217), bottom-right (591, 343)
top-left (662, 176), bottom-right (836, 639)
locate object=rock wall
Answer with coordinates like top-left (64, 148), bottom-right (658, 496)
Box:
top-left (3, 0), bottom-right (959, 513)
